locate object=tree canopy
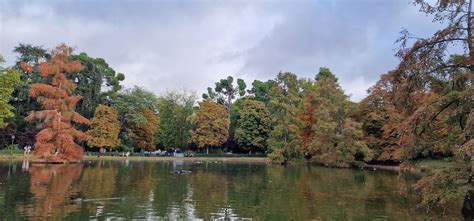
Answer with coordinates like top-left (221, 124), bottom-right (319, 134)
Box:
top-left (190, 100), bottom-right (229, 153)
top-left (0, 57), bottom-right (21, 129)
top-left (86, 104), bottom-right (120, 149)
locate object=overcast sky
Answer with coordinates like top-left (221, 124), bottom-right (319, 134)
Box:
top-left (0, 0), bottom-right (440, 101)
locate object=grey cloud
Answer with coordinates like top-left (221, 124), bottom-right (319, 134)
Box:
top-left (0, 0), bottom-right (439, 101)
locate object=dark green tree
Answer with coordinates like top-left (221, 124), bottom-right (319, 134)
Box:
top-left (70, 53), bottom-right (125, 118)
top-left (247, 79), bottom-right (276, 103)
top-left (156, 90), bottom-right (196, 150)
top-left (235, 99), bottom-right (272, 153)
top-left (202, 76), bottom-right (246, 128)
top-left (267, 72), bottom-right (303, 164)
top-left (11, 44), bottom-right (49, 125)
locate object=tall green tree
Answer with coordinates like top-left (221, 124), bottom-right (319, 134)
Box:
top-left (234, 99), bottom-right (272, 153)
top-left (267, 72), bottom-right (303, 164)
top-left (11, 44), bottom-right (49, 125)
top-left (156, 90), bottom-right (196, 150)
top-left (202, 76), bottom-right (246, 112)
top-left (70, 53), bottom-right (125, 118)
top-left (0, 56), bottom-right (21, 128)
top-left (190, 100), bottom-right (229, 154)
top-left (303, 68), bottom-right (372, 167)
top-left (247, 79), bottom-right (276, 103)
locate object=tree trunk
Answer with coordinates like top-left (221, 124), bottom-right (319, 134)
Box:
top-left (467, 0), bottom-right (474, 186)
top-left (468, 0), bottom-right (473, 70)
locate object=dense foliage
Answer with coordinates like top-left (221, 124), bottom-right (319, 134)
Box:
top-left (0, 56), bottom-right (21, 128)
top-left (303, 69), bottom-right (372, 167)
top-left (113, 87), bottom-right (159, 151)
top-left (190, 100), bottom-right (229, 153)
top-left (234, 99), bottom-right (272, 153)
top-left (155, 91), bottom-right (196, 150)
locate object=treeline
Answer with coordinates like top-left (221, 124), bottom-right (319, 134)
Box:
top-left (0, 0), bottom-right (472, 209)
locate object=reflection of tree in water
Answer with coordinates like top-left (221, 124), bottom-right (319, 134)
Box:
top-left (0, 162), bottom-right (32, 220)
top-left (110, 161), bottom-right (156, 219)
top-left (0, 161), bottom-right (460, 220)
top-left (152, 162), bottom-right (190, 218)
top-left (189, 169), bottom-right (229, 220)
top-left (78, 161), bottom-right (118, 217)
top-left (17, 164), bottom-right (83, 219)
top-left (227, 165), bottom-right (457, 221)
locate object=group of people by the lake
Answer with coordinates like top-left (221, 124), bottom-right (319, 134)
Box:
top-left (23, 145), bottom-right (32, 155)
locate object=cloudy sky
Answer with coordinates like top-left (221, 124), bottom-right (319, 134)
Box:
top-left (1, 0), bottom-right (440, 101)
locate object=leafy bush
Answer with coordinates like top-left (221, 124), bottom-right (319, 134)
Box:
top-left (414, 166), bottom-right (469, 211)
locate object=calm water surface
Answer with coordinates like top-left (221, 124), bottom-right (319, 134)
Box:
top-left (0, 160), bottom-right (463, 220)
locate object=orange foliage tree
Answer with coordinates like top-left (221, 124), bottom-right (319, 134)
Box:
top-left (22, 44), bottom-right (90, 162)
top-left (129, 108), bottom-right (157, 151)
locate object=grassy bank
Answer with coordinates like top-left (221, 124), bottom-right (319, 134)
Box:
top-left (0, 153), bottom-right (29, 160)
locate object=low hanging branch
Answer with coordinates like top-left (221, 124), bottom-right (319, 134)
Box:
top-left (21, 44), bottom-right (90, 163)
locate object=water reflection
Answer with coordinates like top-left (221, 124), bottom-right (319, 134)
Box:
top-left (0, 160), bottom-right (463, 220)
top-left (18, 163), bottom-right (83, 219)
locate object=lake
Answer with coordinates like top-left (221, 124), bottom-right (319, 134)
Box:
top-left (0, 160), bottom-right (463, 220)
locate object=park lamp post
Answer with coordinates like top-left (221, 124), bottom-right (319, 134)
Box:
top-left (11, 135), bottom-right (15, 155)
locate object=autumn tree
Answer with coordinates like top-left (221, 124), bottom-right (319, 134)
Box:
top-left (267, 72), bottom-right (303, 164)
top-left (203, 76), bottom-right (246, 137)
top-left (190, 100), bottom-right (229, 154)
top-left (86, 104), bottom-right (120, 150)
top-left (129, 108), bottom-right (157, 151)
top-left (363, 0), bottom-right (474, 209)
top-left (303, 68), bottom-right (372, 167)
top-left (0, 56), bottom-right (21, 129)
top-left (22, 44), bottom-right (89, 162)
top-left (234, 99), bottom-right (272, 153)
top-left (357, 73), bottom-right (406, 162)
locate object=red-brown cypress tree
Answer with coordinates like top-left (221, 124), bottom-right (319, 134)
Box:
top-left (22, 44), bottom-right (90, 162)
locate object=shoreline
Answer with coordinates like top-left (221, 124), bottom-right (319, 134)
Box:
top-left (0, 154), bottom-right (269, 163)
top-left (83, 155), bottom-right (269, 163)
top-left (0, 154), bottom-right (442, 174)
